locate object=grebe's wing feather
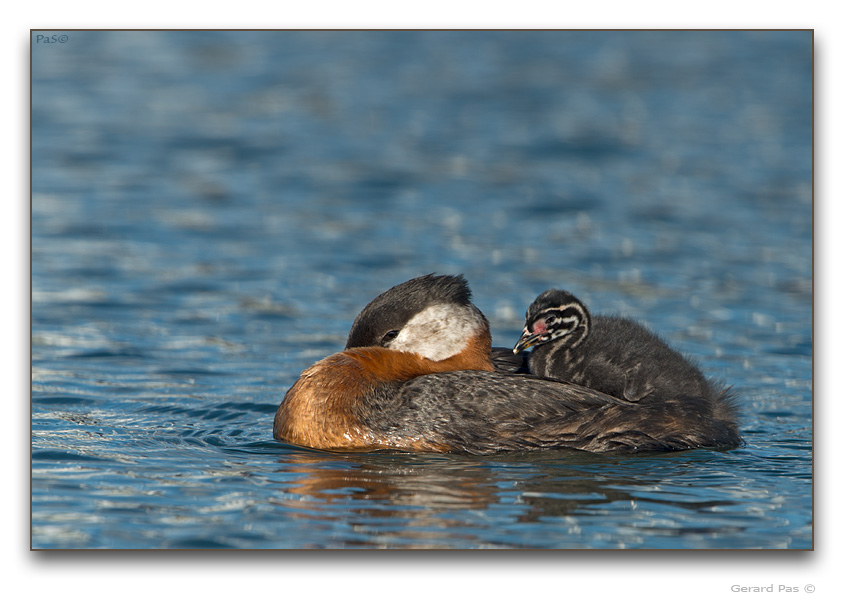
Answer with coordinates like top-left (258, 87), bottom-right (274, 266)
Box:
top-left (360, 371), bottom-right (742, 454)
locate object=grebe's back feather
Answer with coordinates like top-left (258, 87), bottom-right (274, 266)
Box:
top-left (361, 370), bottom-right (741, 454)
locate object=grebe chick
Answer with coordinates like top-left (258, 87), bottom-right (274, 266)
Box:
top-left (273, 275), bottom-right (742, 454)
top-left (514, 289), bottom-right (726, 404)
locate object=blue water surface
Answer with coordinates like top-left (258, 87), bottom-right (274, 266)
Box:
top-left (31, 30), bottom-right (812, 549)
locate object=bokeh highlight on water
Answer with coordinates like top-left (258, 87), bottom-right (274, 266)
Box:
top-left (31, 30), bottom-right (812, 549)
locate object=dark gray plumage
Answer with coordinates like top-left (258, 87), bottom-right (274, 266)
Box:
top-left (356, 370), bottom-right (742, 454)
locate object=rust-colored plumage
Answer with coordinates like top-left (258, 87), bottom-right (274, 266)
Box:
top-left (273, 333), bottom-right (494, 451)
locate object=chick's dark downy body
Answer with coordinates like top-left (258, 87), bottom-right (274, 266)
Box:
top-left (515, 289), bottom-right (731, 405)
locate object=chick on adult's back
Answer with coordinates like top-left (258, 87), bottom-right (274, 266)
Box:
top-left (514, 289), bottom-right (730, 406)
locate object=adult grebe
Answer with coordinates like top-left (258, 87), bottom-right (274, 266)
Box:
top-left (273, 275), bottom-right (741, 454)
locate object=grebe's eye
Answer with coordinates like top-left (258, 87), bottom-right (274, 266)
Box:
top-left (381, 330), bottom-right (400, 344)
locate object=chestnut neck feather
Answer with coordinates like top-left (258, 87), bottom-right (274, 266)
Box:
top-left (274, 332), bottom-right (493, 450)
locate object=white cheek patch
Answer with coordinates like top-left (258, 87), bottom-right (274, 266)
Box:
top-left (388, 304), bottom-right (483, 361)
